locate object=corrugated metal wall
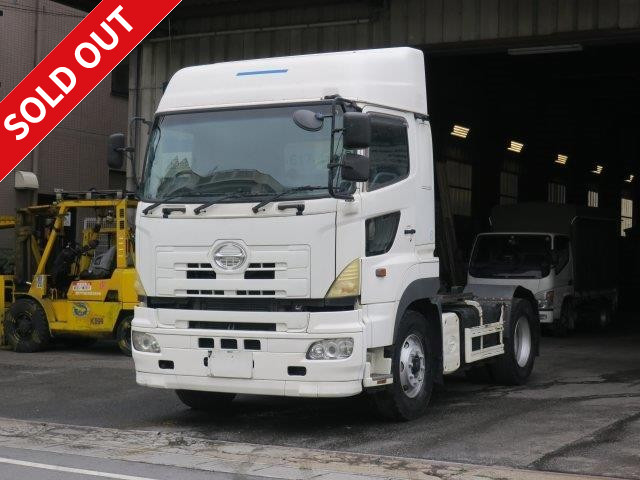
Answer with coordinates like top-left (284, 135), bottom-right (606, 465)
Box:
top-left (131, 0), bottom-right (640, 161)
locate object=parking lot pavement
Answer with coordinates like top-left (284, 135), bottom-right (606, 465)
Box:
top-left (0, 322), bottom-right (638, 480)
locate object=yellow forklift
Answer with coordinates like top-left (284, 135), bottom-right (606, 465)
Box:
top-left (0, 216), bottom-right (16, 345)
top-left (2, 191), bottom-right (138, 355)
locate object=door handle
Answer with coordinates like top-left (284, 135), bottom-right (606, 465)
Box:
top-left (404, 228), bottom-right (416, 235)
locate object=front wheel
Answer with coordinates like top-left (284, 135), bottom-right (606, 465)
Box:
top-left (4, 298), bottom-right (51, 353)
top-left (175, 390), bottom-right (236, 411)
top-left (490, 299), bottom-right (537, 385)
top-left (548, 299), bottom-right (575, 337)
top-left (116, 315), bottom-right (132, 356)
top-left (595, 301), bottom-right (613, 330)
top-left (371, 310), bottom-right (435, 421)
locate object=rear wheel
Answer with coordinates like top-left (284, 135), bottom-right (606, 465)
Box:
top-left (175, 390), bottom-right (236, 411)
top-left (372, 310), bottom-right (434, 421)
top-left (4, 298), bottom-right (51, 353)
top-left (490, 299), bottom-right (537, 385)
top-left (116, 315), bottom-right (132, 356)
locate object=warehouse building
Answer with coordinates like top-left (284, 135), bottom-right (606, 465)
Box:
top-left (38, 0), bottom-right (640, 296)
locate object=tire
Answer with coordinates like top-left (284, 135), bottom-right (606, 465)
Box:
top-left (549, 299), bottom-right (575, 337)
top-left (175, 390), bottom-right (236, 411)
top-left (372, 310), bottom-right (435, 421)
top-left (4, 298), bottom-right (51, 353)
top-left (490, 299), bottom-right (537, 385)
top-left (116, 315), bottom-right (132, 356)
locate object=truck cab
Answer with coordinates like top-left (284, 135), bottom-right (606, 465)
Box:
top-left (130, 48), bottom-right (540, 420)
top-left (467, 232), bottom-right (572, 326)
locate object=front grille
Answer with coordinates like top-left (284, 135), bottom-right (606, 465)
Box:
top-left (189, 321), bottom-right (277, 331)
top-left (187, 271), bottom-right (217, 279)
top-left (244, 271), bottom-right (275, 279)
top-left (147, 296), bottom-right (356, 312)
top-left (183, 290), bottom-right (276, 297)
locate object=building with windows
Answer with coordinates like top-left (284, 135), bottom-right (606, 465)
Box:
top-left (0, 0), bottom-right (128, 255)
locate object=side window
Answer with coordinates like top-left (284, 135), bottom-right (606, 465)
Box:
top-left (554, 236), bottom-right (570, 273)
top-left (367, 115), bottom-right (409, 191)
top-left (366, 212), bottom-right (401, 256)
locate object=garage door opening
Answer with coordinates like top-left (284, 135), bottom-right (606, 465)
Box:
top-left (427, 43), bottom-right (640, 314)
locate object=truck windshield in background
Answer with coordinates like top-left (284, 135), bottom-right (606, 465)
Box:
top-left (140, 104), bottom-right (340, 203)
top-left (469, 234), bottom-right (552, 279)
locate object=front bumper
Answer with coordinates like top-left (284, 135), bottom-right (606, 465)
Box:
top-left (132, 306), bottom-right (366, 398)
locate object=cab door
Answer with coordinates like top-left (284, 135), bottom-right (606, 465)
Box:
top-left (358, 108), bottom-right (420, 305)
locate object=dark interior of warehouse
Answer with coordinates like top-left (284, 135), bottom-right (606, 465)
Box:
top-left (426, 43), bottom-right (640, 310)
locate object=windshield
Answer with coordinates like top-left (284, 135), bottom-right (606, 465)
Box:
top-left (469, 234), bottom-right (552, 279)
top-left (140, 104), bottom-right (336, 202)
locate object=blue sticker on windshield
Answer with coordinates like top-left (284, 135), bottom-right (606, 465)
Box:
top-left (236, 69), bottom-right (288, 76)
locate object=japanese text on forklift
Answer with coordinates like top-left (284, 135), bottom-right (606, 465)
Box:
top-left (0, 0), bottom-right (181, 182)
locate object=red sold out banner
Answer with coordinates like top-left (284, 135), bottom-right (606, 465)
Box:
top-left (0, 0), bottom-right (182, 183)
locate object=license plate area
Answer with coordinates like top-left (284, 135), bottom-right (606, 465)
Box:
top-left (209, 350), bottom-right (253, 379)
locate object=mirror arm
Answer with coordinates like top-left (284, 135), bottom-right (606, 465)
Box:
top-left (326, 100), bottom-right (353, 201)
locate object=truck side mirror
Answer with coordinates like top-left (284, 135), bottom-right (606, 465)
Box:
top-left (341, 153), bottom-right (370, 182)
top-left (107, 133), bottom-right (126, 170)
top-left (343, 112), bottom-right (371, 149)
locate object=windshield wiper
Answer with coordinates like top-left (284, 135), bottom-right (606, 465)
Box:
top-left (194, 192), bottom-right (251, 215)
top-left (251, 186), bottom-right (327, 214)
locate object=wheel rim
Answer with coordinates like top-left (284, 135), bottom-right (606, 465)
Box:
top-left (399, 334), bottom-right (426, 399)
top-left (514, 316), bottom-right (532, 368)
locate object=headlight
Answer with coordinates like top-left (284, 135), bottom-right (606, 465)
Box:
top-left (536, 290), bottom-right (554, 310)
top-left (132, 331), bottom-right (161, 353)
top-left (307, 338), bottom-right (354, 360)
top-left (325, 259), bottom-right (360, 299)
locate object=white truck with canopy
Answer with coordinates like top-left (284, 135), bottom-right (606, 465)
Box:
top-left (119, 48), bottom-right (540, 420)
top-left (467, 203), bottom-right (618, 335)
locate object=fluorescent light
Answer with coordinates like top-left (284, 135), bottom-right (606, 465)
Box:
top-left (507, 140), bottom-right (524, 153)
top-left (591, 165), bottom-right (603, 174)
top-left (625, 174), bottom-right (634, 183)
top-left (555, 154), bottom-right (568, 165)
top-left (451, 125), bottom-right (469, 139)
top-left (508, 44), bottom-right (583, 55)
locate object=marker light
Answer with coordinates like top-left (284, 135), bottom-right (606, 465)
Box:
top-left (508, 141), bottom-right (524, 153)
top-left (325, 259), bottom-right (360, 299)
top-left (555, 154), bottom-right (568, 165)
top-left (451, 125), bottom-right (469, 139)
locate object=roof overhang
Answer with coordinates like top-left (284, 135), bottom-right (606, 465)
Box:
top-left (51, 0), bottom-right (360, 17)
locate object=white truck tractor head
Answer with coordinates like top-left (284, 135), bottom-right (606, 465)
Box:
top-left (131, 48), bottom-right (540, 421)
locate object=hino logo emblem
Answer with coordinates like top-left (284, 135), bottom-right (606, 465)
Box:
top-left (213, 242), bottom-right (247, 270)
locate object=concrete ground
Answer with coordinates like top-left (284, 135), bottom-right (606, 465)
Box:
top-left (0, 322), bottom-right (638, 479)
